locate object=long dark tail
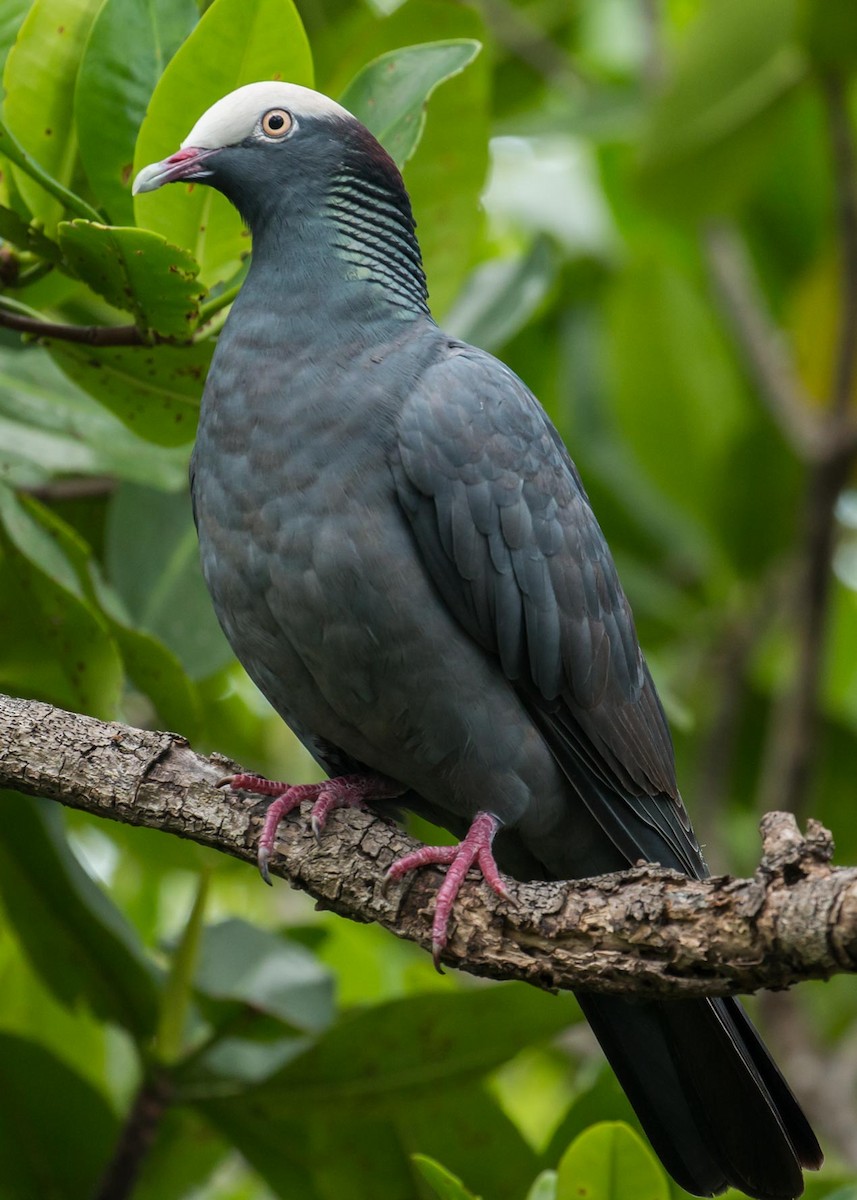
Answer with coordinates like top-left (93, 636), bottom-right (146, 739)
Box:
top-left (575, 993), bottom-right (823, 1199)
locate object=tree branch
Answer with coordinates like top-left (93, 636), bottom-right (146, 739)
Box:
top-left (0, 304), bottom-right (148, 346)
top-left (704, 222), bottom-right (846, 462)
top-left (3, 691), bottom-right (857, 999)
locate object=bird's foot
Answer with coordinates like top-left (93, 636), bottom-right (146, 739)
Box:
top-left (384, 810), bottom-right (509, 972)
top-left (218, 771), bottom-right (403, 884)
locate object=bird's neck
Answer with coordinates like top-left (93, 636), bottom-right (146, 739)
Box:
top-left (323, 161), bottom-right (430, 318)
top-left (243, 155), bottom-right (430, 328)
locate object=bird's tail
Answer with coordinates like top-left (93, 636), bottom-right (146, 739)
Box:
top-left (574, 992), bottom-right (823, 1199)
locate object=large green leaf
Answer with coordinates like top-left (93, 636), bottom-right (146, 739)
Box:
top-left (83, 566), bottom-right (205, 740)
top-left (2, 0), bottom-right (103, 230)
top-left (0, 485), bottom-right (122, 716)
top-left (340, 39), bottom-right (481, 170)
top-left (2, 485), bottom-right (204, 737)
top-left (133, 0), bottom-right (313, 287)
top-left (194, 919), bottom-right (335, 1033)
top-left (201, 1078), bottom-right (538, 1200)
top-left (58, 220), bottom-right (204, 338)
top-left (556, 1122), bottom-right (668, 1200)
top-left (75, 0), bottom-right (198, 225)
top-left (105, 482), bottom-right (233, 678)
top-left (0, 202), bottom-right (61, 259)
top-left (604, 251), bottom-right (750, 547)
top-left (0, 1033), bottom-right (118, 1200)
top-left (637, 0), bottom-right (806, 217)
top-left (545, 1065), bottom-right (641, 1167)
top-left (0, 0), bottom-right (31, 78)
top-left (48, 338), bottom-right (210, 446)
top-left (316, 0), bottom-right (490, 317)
top-left (0, 796), bottom-right (160, 1040)
top-left (200, 986), bottom-right (577, 1117)
top-left (445, 237), bottom-right (559, 353)
top-left (0, 344), bottom-right (188, 491)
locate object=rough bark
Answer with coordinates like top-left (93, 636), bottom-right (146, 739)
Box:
top-left (2, 691), bottom-right (857, 998)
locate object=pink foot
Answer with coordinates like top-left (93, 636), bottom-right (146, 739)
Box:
top-left (218, 771), bottom-right (403, 884)
top-left (385, 811), bottom-right (509, 971)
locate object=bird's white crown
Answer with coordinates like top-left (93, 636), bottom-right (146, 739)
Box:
top-left (182, 82), bottom-right (353, 150)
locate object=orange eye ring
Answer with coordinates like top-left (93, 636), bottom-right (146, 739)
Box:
top-left (261, 109), bottom-right (292, 138)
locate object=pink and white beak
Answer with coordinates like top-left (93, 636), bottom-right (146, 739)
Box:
top-left (132, 146), bottom-right (218, 194)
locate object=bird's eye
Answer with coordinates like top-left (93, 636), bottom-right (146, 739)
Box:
top-left (261, 109), bottom-right (293, 138)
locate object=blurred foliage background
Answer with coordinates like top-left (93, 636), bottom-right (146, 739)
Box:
top-left (1, 0), bottom-right (857, 1197)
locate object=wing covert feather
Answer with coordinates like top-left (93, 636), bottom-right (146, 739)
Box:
top-left (392, 343), bottom-right (684, 819)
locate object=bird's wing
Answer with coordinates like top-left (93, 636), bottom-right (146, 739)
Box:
top-left (392, 342), bottom-right (703, 877)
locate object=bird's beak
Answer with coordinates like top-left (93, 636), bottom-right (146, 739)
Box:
top-left (132, 146), bottom-right (218, 195)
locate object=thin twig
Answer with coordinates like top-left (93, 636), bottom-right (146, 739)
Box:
top-left (756, 76), bottom-right (857, 817)
top-left (21, 477), bottom-right (118, 502)
top-left (824, 73), bottom-right (857, 418)
top-left (94, 1072), bottom-right (174, 1200)
top-left (704, 223), bottom-right (828, 460)
top-left (0, 305), bottom-right (146, 346)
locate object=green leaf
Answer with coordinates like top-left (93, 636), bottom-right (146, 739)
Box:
top-left (0, 0), bottom-right (31, 78)
top-left (203, 985), bottom-right (577, 1117)
top-left (47, 338), bottom-right (210, 446)
top-left (75, 0), bottom-right (198, 224)
top-left (0, 344), bottom-right (188, 490)
top-left (604, 251), bottom-right (750, 547)
top-left (556, 1122), bottom-right (669, 1200)
top-left (17, 487), bottom-right (204, 736)
top-left (545, 1065), bottom-right (641, 1168)
top-left (2, 0), bottom-right (103, 231)
top-left (445, 237), bottom-right (559, 353)
top-left (58, 220), bottom-right (204, 338)
top-left (109, 619), bottom-right (204, 739)
top-left (0, 795), bottom-right (161, 1040)
top-left (133, 0), bottom-right (313, 287)
top-left (526, 1172), bottom-right (558, 1200)
top-left (0, 1032), bottom-right (118, 1199)
top-left (0, 486), bottom-right (122, 716)
top-left (340, 39), bottom-right (481, 169)
top-left (637, 0), bottom-right (806, 217)
top-left (194, 918), bottom-right (335, 1033)
top-left (0, 202), bottom-right (61, 260)
top-left (202, 1079), bottom-right (537, 1200)
top-left (412, 1154), bottom-right (480, 1200)
top-left (106, 483), bottom-right (233, 678)
top-left (320, 1), bottom-right (490, 317)
top-left (157, 870), bottom-right (211, 1063)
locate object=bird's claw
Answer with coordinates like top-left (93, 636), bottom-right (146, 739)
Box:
top-left (385, 811), bottom-right (506, 974)
top-left (225, 771), bottom-right (404, 884)
top-left (258, 845), bottom-right (273, 886)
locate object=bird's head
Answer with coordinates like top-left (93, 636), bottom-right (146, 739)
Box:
top-left (134, 81), bottom-right (428, 315)
top-left (133, 81), bottom-right (398, 226)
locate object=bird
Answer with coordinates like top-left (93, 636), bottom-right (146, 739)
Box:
top-left (134, 81), bottom-right (823, 1198)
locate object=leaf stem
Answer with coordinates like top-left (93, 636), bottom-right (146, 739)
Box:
top-left (197, 279), bottom-right (243, 326)
top-left (0, 119), bottom-right (102, 224)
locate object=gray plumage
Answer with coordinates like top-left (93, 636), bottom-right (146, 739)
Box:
top-left (135, 82), bottom-right (821, 1199)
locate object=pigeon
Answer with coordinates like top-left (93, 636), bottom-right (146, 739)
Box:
top-left (134, 82), bottom-right (823, 1198)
